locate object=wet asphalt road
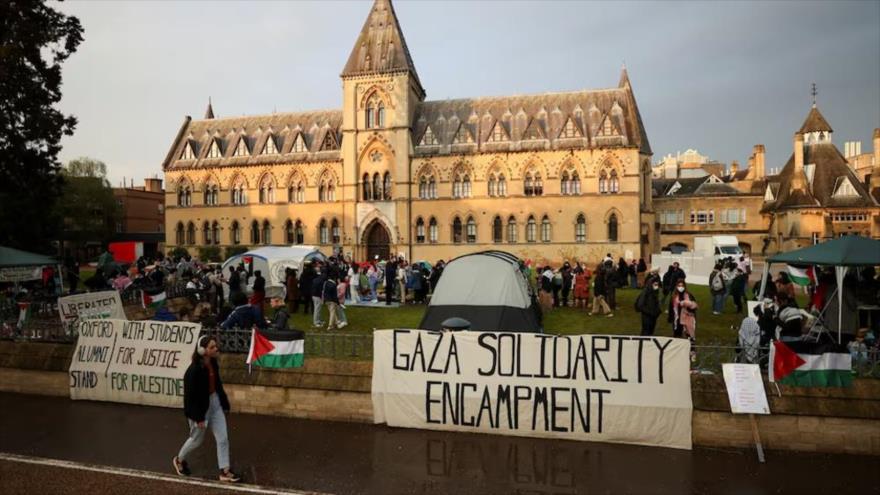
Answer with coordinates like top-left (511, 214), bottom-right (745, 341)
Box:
top-left (0, 392), bottom-right (876, 495)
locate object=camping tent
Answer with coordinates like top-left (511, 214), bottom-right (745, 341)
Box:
top-left (222, 246), bottom-right (326, 297)
top-left (0, 246), bottom-right (59, 283)
top-left (760, 236), bottom-right (880, 342)
top-left (419, 250), bottom-right (542, 333)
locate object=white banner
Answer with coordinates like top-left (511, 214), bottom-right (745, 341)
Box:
top-left (372, 330), bottom-right (693, 450)
top-left (0, 266), bottom-right (42, 282)
top-left (69, 319), bottom-right (200, 408)
top-left (58, 291), bottom-right (126, 322)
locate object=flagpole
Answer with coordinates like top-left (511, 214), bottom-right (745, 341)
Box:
top-left (749, 414), bottom-right (766, 463)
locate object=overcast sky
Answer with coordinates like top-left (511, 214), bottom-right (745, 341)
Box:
top-left (55, 0), bottom-right (879, 187)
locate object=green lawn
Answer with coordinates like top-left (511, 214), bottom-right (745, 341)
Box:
top-left (284, 285), bottom-right (781, 345)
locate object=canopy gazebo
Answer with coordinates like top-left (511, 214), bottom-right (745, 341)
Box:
top-left (0, 246), bottom-right (59, 284)
top-left (760, 236), bottom-right (880, 342)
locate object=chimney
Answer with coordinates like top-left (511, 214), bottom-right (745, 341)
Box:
top-left (792, 133), bottom-right (805, 191)
top-left (730, 161), bottom-right (739, 176)
top-left (144, 178), bottom-right (163, 193)
top-left (754, 144), bottom-right (765, 178)
top-left (871, 128), bottom-right (880, 192)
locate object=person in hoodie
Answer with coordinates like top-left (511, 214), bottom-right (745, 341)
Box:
top-left (635, 278), bottom-right (663, 336)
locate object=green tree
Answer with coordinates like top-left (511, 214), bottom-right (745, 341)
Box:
top-left (58, 158), bottom-right (119, 251)
top-left (0, 1), bottom-right (83, 253)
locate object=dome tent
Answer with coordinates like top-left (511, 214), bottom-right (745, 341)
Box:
top-left (222, 246), bottom-right (326, 298)
top-left (419, 250), bottom-right (542, 333)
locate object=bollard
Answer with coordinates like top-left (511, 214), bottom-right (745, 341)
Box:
top-left (441, 317), bottom-right (471, 332)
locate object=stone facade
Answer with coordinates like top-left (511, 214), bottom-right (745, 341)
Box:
top-left (161, 0), bottom-right (654, 265)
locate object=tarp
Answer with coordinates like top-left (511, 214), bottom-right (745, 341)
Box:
top-left (0, 246), bottom-right (57, 268)
top-left (222, 246), bottom-right (326, 289)
top-left (766, 235), bottom-right (880, 266)
top-left (419, 251), bottom-right (541, 333)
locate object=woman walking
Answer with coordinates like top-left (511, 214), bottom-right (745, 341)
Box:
top-left (668, 279), bottom-right (698, 341)
top-left (173, 335), bottom-right (241, 483)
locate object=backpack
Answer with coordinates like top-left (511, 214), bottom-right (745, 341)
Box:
top-left (711, 272), bottom-right (724, 291)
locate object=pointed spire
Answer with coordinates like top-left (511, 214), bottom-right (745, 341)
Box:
top-left (204, 97), bottom-right (215, 119)
top-left (618, 63), bottom-right (630, 88)
top-left (798, 105), bottom-right (833, 134)
top-left (341, 0), bottom-right (423, 96)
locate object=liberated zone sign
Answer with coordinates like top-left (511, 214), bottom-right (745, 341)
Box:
top-left (373, 330), bottom-right (693, 450)
top-left (69, 319), bottom-right (199, 408)
top-left (58, 291), bottom-right (126, 322)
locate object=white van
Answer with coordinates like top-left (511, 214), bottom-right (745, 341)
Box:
top-left (693, 235), bottom-right (743, 262)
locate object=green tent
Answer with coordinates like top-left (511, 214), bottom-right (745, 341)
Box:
top-left (762, 235), bottom-right (880, 343)
top-left (0, 246), bottom-right (57, 268)
top-left (767, 236), bottom-right (880, 266)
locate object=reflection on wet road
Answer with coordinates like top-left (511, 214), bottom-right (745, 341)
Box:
top-left (0, 393), bottom-right (874, 494)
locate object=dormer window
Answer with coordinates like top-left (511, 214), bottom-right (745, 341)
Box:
top-left (559, 118), bottom-right (581, 138)
top-left (180, 142), bottom-right (196, 160)
top-left (832, 177), bottom-right (858, 198)
top-left (452, 125), bottom-right (473, 144)
top-left (207, 139), bottom-right (222, 158)
top-left (233, 137), bottom-right (249, 157)
top-left (420, 126), bottom-right (438, 146)
top-left (487, 122), bottom-right (508, 142)
top-left (291, 133), bottom-right (307, 153)
top-left (262, 135), bottom-right (278, 155)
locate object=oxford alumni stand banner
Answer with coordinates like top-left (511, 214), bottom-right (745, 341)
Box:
top-left (69, 319), bottom-right (200, 408)
top-left (372, 330), bottom-right (693, 450)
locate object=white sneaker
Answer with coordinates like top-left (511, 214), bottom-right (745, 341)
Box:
top-left (337, 321), bottom-right (348, 329)
top-left (339, 304), bottom-right (346, 309)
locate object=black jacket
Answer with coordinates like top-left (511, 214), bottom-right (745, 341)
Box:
top-left (635, 287), bottom-right (662, 318)
top-left (183, 358), bottom-right (230, 422)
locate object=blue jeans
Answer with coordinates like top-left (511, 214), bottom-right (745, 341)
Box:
top-left (178, 393), bottom-right (229, 470)
top-left (712, 293), bottom-right (725, 313)
top-left (369, 280), bottom-right (378, 300)
top-left (312, 296), bottom-right (324, 325)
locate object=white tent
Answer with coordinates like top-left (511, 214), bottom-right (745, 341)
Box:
top-left (419, 251), bottom-right (542, 332)
top-left (222, 246), bottom-right (326, 297)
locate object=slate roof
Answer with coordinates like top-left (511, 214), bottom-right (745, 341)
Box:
top-left (341, 0), bottom-right (423, 95)
top-left (798, 106), bottom-right (833, 134)
top-left (652, 175), bottom-right (742, 197)
top-left (762, 142), bottom-right (876, 211)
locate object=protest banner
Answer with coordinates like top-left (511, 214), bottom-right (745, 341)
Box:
top-left (58, 291), bottom-right (126, 322)
top-left (372, 330), bottom-right (693, 450)
top-left (69, 318), bottom-right (200, 408)
top-left (0, 266), bottom-right (42, 282)
top-left (722, 363), bottom-right (770, 463)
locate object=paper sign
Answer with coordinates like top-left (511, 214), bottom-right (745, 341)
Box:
top-left (722, 363), bottom-right (770, 415)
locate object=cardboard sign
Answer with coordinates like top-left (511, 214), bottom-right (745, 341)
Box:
top-left (372, 330), bottom-right (694, 450)
top-left (69, 319), bottom-right (200, 408)
top-left (58, 291), bottom-right (126, 323)
top-left (722, 363), bottom-right (770, 415)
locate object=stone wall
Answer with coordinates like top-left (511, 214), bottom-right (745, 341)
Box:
top-left (1, 341), bottom-right (877, 454)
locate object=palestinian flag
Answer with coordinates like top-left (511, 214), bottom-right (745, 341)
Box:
top-left (769, 340), bottom-right (852, 387)
top-left (141, 291), bottom-right (166, 309)
top-left (786, 265), bottom-right (815, 286)
top-left (247, 328), bottom-right (305, 369)
top-left (16, 302), bottom-right (30, 328)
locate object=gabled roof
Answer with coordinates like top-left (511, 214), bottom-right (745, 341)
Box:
top-left (652, 175), bottom-right (741, 197)
top-left (798, 105), bottom-right (833, 134)
top-left (341, 0), bottom-right (423, 95)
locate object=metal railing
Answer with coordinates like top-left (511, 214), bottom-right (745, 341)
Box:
top-left (208, 327), bottom-right (374, 360)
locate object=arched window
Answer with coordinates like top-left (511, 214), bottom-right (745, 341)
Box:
top-left (372, 173), bottom-right (382, 201)
top-left (202, 221), bottom-right (210, 245)
top-left (498, 174), bottom-right (507, 197)
top-left (575, 214), bottom-right (586, 243)
top-left (331, 218), bottom-right (340, 244)
top-left (415, 217), bottom-right (426, 244)
top-left (285, 220), bottom-right (294, 244)
top-left (319, 174), bottom-right (335, 202)
top-left (383, 172), bottom-right (392, 200)
top-left (259, 175), bottom-right (274, 204)
top-left (541, 215), bottom-right (551, 242)
top-left (534, 173), bottom-right (543, 196)
top-left (186, 222), bottom-right (195, 245)
top-left (365, 107), bottom-right (374, 129)
top-left (507, 217), bottom-right (517, 243)
top-left (419, 176), bottom-right (427, 199)
top-left (377, 103), bottom-right (385, 127)
top-left (250, 220), bottom-right (260, 244)
top-left (488, 174), bottom-right (497, 197)
top-left (231, 221), bottom-right (241, 245)
top-left (231, 178), bottom-right (247, 205)
top-left (294, 220), bottom-right (304, 244)
top-left (492, 216), bottom-right (503, 243)
top-left (608, 213), bottom-right (618, 242)
top-left (452, 217), bottom-right (463, 244)
top-left (599, 170), bottom-right (608, 194)
top-left (261, 220), bottom-right (271, 245)
top-left (288, 180), bottom-right (304, 203)
top-left (177, 181), bottom-right (192, 207)
top-left (429, 176), bottom-right (437, 199)
top-left (175, 222), bottom-right (184, 245)
top-left (524, 170), bottom-right (543, 196)
top-left (572, 171), bottom-right (581, 194)
top-left (428, 217), bottom-right (438, 243)
top-left (453, 169), bottom-right (471, 198)
top-left (365, 93), bottom-right (385, 129)
top-left (211, 221), bottom-right (220, 245)
top-left (362, 173), bottom-right (372, 201)
top-left (561, 171), bottom-right (570, 195)
top-left (466, 216), bottom-right (477, 243)
top-left (526, 216), bottom-right (537, 243)
top-left (203, 183), bottom-right (218, 205)
top-left (319, 219), bottom-right (329, 244)
top-left (609, 170), bottom-right (620, 193)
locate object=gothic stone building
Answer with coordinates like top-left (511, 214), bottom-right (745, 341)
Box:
top-left (653, 103), bottom-right (880, 257)
top-left (162, 0), bottom-right (654, 264)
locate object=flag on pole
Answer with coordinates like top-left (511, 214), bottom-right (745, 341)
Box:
top-left (247, 328), bottom-right (305, 369)
top-left (769, 340), bottom-right (852, 387)
top-left (786, 265), bottom-right (815, 286)
top-left (141, 291), bottom-right (167, 309)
